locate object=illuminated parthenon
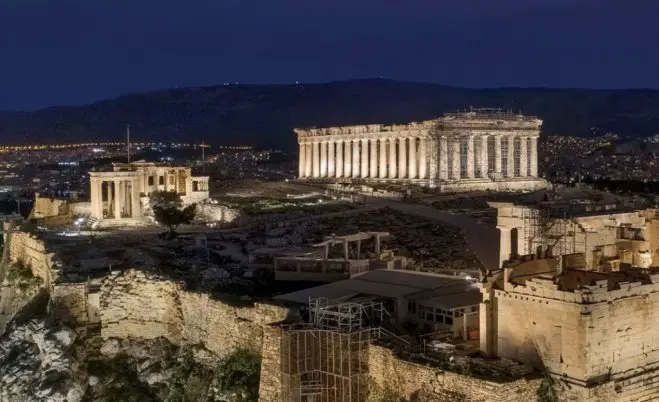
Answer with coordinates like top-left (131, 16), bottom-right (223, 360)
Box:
top-left (295, 109), bottom-right (548, 192)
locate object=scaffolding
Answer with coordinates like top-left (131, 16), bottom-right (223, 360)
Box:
top-left (522, 206), bottom-right (588, 269)
top-left (279, 297), bottom-right (394, 402)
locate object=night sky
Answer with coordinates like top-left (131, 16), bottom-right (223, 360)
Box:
top-left (2, 0), bottom-right (658, 111)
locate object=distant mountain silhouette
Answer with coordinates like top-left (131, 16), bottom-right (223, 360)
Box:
top-left (2, 79), bottom-right (659, 150)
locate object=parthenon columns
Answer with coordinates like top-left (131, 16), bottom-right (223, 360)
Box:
top-left (519, 137), bottom-right (528, 177)
top-left (360, 140), bottom-right (369, 179)
top-left (296, 133), bottom-right (539, 182)
top-left (378, 139), bottom-right (387, 179)
top-left (398, 139), bottom-right (407, 179)
top-left (388, 138), bottom-right (397, 178)
top-left (369, 140), bottom-right (378, 178)
top-left (335, 141), bottom-right (344, 178)
top-left (480, 135), bottom-right (489, 179)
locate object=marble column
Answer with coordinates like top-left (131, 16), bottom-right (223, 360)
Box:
top-left (113, 180), bottom-right (121, 219)
top-left (408, 138), bottom-right (417, 179)
top-left (90, 178), bottom-right (101, 219)
top-left (298, 143), bottom-right (305, 177)
top-left (304, 143), bottom-right (312, 177)
top-left (352, 140), bottom-right (360, 178)
top-left (344, 141), bottom-right (353, 178)
top-left (418, 137), bottom-right (427, 179)
top-left (312, 142), bottom-right (320, 178)
top-left (319, 141), bottom-right (328, 177)
top-left (124, 181), bottom-right (131, 215)
top-left (378, 139), bottom-right (387, 179)
top-left (327, 141), bottom-right (335, 178)
top-left (335, 141), bottom-right (344, 178)
top-left (480, 135), bottom-right (489, 179)
top-left (530, 137), bottom-right (538, 177)
top-left (388, 139), bottom-right (397, 178)
top-left (494, 135), bottom-right (502, 175)
top-left (428, 138), bottom-right (437, 181)
top-left (439, 137), bottom-right (448, 180)
top-left (519, 137), bottom-right (528, 177)
top-left (451, 140), bottom-right (460, 180)
top-left (131, 179), bottom-right (141, 218)
top-left (507, 136), bottom-right (515, 178)
top-left (369, 139), bottom-right (378, 178)
top-left (398, 138), bottom-right (407, 179)
top-left (466, 136), bottom-right (475, 179)
top-left (360, 139), bottom-right (369, 178)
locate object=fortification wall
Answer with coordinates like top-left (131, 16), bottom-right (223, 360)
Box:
top-left (7, 232), bottom-right (57, 287)
top-left (179, 292), bottom-right (289, 357)
top-left (31, 197), bottom-right (69, 219)
top-left (99, 270), bottom-right (183, 341)
top-left (368, 345), bottom-right (541, 402)
top-left (51, 283), bottom-right (88, 331)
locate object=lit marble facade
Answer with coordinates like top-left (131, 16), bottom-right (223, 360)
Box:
top-left (89, 161), bottom-right (209, 224)
top-left (295, 109), bottom-right (548, 192)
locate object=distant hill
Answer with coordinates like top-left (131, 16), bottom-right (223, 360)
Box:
top-left (2, 79), bottom-right (659, 150)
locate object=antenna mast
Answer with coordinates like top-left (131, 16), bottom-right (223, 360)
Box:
top-left (126, 125), bottom-right (131, 164)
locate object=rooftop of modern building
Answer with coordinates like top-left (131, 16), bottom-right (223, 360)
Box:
top-left (275, 269), bottom-right (481, 309)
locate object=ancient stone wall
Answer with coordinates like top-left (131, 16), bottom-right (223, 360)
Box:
top-left (31, 197), bottom-right (69, 219)
top-left (369, 345), bottom-right (541, 402)
top-left (7, 232), bottom-right (57, 287)
top-left (179, 292), bottom-right (290, 357)
top-left (99, 270), bottom-right (182, 341)
top-left (258, 326), bottom-right (284, 402)
top-left (50, 283), bottom-right (88, 331)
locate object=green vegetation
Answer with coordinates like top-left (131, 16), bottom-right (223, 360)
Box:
top-left (214, 348), bottom-right (262, 402)
top-left (537, 377), bottom-right (558, 402)
top-left (150, 191), bottom-right (196, 235)
top-left (5, 260), bottom-right (42, 292)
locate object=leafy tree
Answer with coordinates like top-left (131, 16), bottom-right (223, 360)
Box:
top-left (214, 348), bottom-right (261, 402)
top-left (150, 191), bottom-right (196, 235)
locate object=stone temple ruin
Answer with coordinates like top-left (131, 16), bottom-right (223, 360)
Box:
top-left (295, 108), bottom-right (549, 192)
top-left (89, 161), bottom-right (210, 226)
top-left (478, 198), bottom-right (659, 400)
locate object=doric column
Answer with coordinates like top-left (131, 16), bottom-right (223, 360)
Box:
top-left (480, 135), bottom-right (489, 179)
top-left (90, 177), bottom-right (101, 219)
top-left (530, 137), bottom-right (538, 177)
top-left (335, 141), bottom-right (344, 178)
top-left (344, 141), bottom-right (353, 178)
top-left (418, 137), bottom-right (427, 179)
top-left (507, 135), bottom-right (515, 178)
top-left (369, 139), bottom-right (378, 178)
top-left (388, 139), bottom-right (397, 178)
top-left (327, 141), bottom-right (335, 178)
top-left (113, 180), bottom-right (121, 219)
top-left (312, 141), bottom-right (320, 178)
top-left (379, 139), bottom-right (387, 179)
top-left (427, 138), bottom-right (437, 181)
top-left (304, 143), bottom-right (312, 177)
top-left (494, 135), bottom-right (502, 174)
top-left (451, 140), bottom-right (460, 180)
top-left (466, 136), bottom-right (475, 179)
top-left (398, 138), bottom-right (407, 179)
top-left (360, 139), bottom-right (369, 178)
top-left (352, 140), bottom-right (361, 178)
top-left (408, 138), bottom-right (417, 179)
top-left (131, 178), bottom-right (141, 218)
top-left (439, 137), bottom-right (448, 180)
top-left (320, 141), bottom-right (328, 177)
top-left (519, 136), bottom-right (528, 177)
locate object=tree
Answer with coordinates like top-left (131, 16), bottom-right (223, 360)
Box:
top-left (150, 191), bottom-right (196, 236)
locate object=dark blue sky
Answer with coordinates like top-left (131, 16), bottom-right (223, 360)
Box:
top-left (2, 0), bottom-right (658, 111)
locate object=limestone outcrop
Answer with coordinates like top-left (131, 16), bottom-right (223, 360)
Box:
top-left (0, 320), bottom-right (84, 402)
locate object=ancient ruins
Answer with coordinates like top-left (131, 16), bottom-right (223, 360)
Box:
top-left (295, 108), bottom-right (549, 192)
top-left (89, 161), bottom-right (210, 226)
